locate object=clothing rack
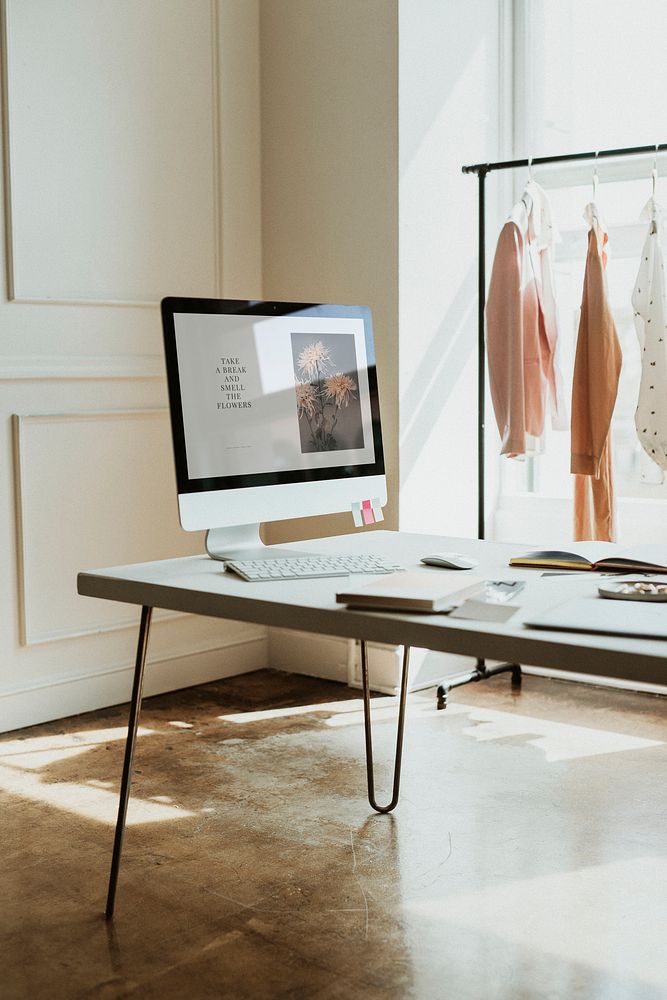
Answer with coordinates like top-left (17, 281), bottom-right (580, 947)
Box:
top-left (462, 141), bottom-right (667, 540)
top-left (429, 142), bottom-right (667, 711)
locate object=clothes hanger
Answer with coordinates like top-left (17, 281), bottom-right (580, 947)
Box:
top-left (522, 156), bottom-right (534, 216)
top-left (651, 144), bottom-right (658, 199)
top-left (592, 151), bottom-right (599, 201)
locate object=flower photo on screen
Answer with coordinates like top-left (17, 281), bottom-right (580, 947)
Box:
top-left (290, 332), bottom-right (365, 453)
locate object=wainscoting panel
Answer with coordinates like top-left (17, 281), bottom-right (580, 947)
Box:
top-left (13, 409), bottom-right (201, 644)
top-left (0, 1), bottom-right (265, 732)
top-left (3, 0), bottom-right (219, 303)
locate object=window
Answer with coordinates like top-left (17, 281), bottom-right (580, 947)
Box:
top-left (521, 0), bottom-right (667, 156)
top-left (495, 0), bottom-right (667, 542)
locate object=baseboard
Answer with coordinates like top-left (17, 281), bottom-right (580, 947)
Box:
top-left (267, 629), bottom-right (474, 695)
top-left (268, 628), bottom-right (354, 683)
top-left (347, 645), bottom-right (476, 694)
top-left (0, 634), bottom-right (268, 733)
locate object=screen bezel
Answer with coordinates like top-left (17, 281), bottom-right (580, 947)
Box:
top-left (161, 297), bottom-right (386, 496)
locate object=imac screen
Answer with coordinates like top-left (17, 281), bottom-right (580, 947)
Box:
top-left (162, 300), bottom-right (385, 495)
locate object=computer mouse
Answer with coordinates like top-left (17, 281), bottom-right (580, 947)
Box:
top-left (420, 552), bottom-right (479, 570)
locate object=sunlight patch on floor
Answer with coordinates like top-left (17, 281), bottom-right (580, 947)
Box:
top-left (325, 697), bottom-right (662, 761)
top-left (221, 695), bottom-right (665, 763)
top-left (0, 726), bottom-right (196, 824)
top-left (406, 856), bottom-right (667, 990)
top-left (219, 698), bottom-right (375, 724)
top-left (324, 697), bottom-right (433, 728)
top-left (444, 703), bottom-right (663, 761)
top-left (0, 763), bottom-right (197, 824)
top-left (0, 727), bottom-right (155, 769)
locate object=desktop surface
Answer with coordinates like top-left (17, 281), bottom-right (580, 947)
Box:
top-left (77, 531), bottom-right (667, 685)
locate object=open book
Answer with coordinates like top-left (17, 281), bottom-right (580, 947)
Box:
top-left (336, 571), bottom-right (484, 613)
top-left (509, 542), bottom-right (667, 573)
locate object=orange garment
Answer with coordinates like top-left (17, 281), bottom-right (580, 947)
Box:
top-left (571, 206), bottom-right (622, 541)
top-left (486, 183), bottom-right (566, 458)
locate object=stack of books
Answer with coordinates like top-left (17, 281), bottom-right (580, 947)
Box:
top-left (336, 571), bottom-right (485, 613)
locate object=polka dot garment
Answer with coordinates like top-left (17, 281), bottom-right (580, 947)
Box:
top-left (633, 197), bottom-right (667, 470)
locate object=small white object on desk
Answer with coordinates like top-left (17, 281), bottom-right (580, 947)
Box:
top-left (449, 579), bottom-right (525, 622)
top-left (598, 579), bottom-right (667, 602)
top-left (420, 552), bottom-right (479, 570)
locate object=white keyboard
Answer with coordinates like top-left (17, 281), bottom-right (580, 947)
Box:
top-left (225, 554), bottom-right (404, 581)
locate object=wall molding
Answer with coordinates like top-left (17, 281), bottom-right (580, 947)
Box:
top-left (13, 408), bottom-right (172, 645)
top-left (3, 297), bottom-right (158, 309)
top-left (0, 354), bottom-right (165, 380)
top-left (0, 0), bottom-right (12, 299)
top-left (20, 607), bottom-right (183, 648)
top-left (1, 0), bottom-right (222, 305)
top-left (210, 0), bottom-right (222, 296)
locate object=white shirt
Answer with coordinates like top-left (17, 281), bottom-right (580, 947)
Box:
top-left (524, 180), bottom-right (568, 435)
top-left (632, 197), bottom-right (667, 470)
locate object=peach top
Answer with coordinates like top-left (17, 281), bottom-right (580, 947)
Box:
top-left (486, 181), bottom-right (567, 458)
top-left (571, 204), bottom-right (622, 541)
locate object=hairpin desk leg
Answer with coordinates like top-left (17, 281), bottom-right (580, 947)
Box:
top-left (105, 605), bottom-right (153, 920)
top-left (360, 641), bottom-right (410, 814)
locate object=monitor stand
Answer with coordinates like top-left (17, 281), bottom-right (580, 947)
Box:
top-left (205, 523), bottom-right (312, 562)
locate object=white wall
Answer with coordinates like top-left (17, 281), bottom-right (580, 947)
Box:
top-left (398, 0), bottom-right (503, 538)
top-left (233, 0), bottom-right (504, 549)
top-left (259, 0), bottom-right (399, 542)
top-left (0, 0), bottom-right (267, 732)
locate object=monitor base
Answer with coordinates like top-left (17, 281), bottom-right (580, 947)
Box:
top-left (205, 523), bottom-right (311, 562)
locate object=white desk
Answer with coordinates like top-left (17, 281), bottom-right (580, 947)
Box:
top-left (77, 530), bottom-right (667, 916)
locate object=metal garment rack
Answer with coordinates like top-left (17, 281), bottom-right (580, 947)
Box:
top-left (463, 140), bottom-right (667, 539)
top-left (429, 141), bottom-right (667, 710)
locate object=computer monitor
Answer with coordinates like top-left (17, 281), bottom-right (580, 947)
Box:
top-left (161, 297), bottom-right (387, 560)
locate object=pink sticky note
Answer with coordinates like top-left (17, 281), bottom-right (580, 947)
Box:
top-left (362, 499), bottom-right (372, 510)
top-left (362, 508), bottom-right (375, 525)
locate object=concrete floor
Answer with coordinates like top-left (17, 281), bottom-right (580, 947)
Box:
top-left (3, 667), bottom-right (667, 1000)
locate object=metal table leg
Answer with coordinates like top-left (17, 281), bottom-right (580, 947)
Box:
top-left (360, 641), bottom-right (410, 814)
top-left (105, 605), bottom-right (153, 919)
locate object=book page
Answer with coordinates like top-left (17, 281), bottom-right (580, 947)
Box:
top-left (515, 542), bottom-right (621, 564)
top-left (615, 544), bottom-right (667, 567)
top-left (558, 542), bottom-right (623, 564)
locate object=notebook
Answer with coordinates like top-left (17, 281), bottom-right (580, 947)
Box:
top-left (335, 571), bottom-right (485, 613)
top-left (509, 542), bottom-right (667, 573)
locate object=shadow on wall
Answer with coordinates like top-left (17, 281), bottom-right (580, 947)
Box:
top-left (399, 264), bottom-right (476, 481)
